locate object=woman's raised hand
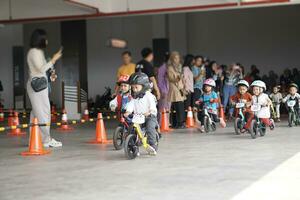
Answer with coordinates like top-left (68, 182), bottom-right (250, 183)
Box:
top-left (51, 48), bottom-right (63, 65)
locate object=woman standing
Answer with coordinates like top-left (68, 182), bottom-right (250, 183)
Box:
top-left (167, 51), bottom-right (186, 129)
top-left (182, 54), bottom-right (194, 111)
top-left (27, 29), bottom-right (62, 147)
top-left (222, 64), bottom-right (243, 119)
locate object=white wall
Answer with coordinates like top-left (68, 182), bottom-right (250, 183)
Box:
top-left (0, 24), bottom-right (23, 108)
top-left (187, 5), bottom-right (300, 75)
top-left (1, 5), bottom-right (300, 106)
top-left (87, 15), bottom-right (155, 99)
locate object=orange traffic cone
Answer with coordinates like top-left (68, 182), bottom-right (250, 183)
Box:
top-left (82, 108), bottom-right (89, 121)
top-left (56, 109), bottom-right (73, 132)
top-left (8, 112), bottom-right (26, 136)
top-left (51, 106), bottom-right (57, 122)
top-left (88, 113), bottom-right (112, 144)
top-left (7, 109), bottom-right (13, 126)
top-left (21, 118), bottom-right (51, 156)
top-left (186, 106), bottom-right (195, 128)
top-left (160, 109), bottom-right (172, 133)
top-left (218, 104), bottom-right (226, 128)
top-left (0, 107), bottom-right (4, 122)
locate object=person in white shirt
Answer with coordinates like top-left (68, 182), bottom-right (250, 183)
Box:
top-left (250, 80), bottom-right (275, 130)
top-left (27, 29), bottom-right (62, 148)
top-left (125, 72), bottom-right (159, 154)
top-left (269, 85), bottom-right (283, 121)
top-left (282, 83), bottom-right (300, 125)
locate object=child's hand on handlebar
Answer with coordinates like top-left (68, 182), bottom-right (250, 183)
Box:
top-left (210, 98), bottom-right (219, 103)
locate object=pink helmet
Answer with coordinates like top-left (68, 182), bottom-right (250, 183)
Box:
top-left (203, 78), bottom-right (216, 87)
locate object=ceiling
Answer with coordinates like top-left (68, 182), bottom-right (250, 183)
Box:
top-left (0, 0), bottom-right (299, 24)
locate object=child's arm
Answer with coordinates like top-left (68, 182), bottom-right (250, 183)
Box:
top-left (145, 93), bottom-right (158, 117)
top-left (109, 97), bottom-right (118, 112)
top-left (124, 101), bottom-right (134, 117)
top-left (229, 95), bottom-right (236, 106)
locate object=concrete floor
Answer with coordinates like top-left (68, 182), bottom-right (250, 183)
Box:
top-left (0, 119), bottom-right (300, 200)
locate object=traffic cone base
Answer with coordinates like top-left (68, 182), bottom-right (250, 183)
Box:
top-left (88, 139), bottom-right (113, 144)
top-left (21, 118), bottom-right (51, 156)
top-left (21, 149), bottom-right (51, 156)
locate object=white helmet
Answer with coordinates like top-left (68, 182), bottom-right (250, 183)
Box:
top-left (251, 80), bottom-right (266, 91)
top-left (237, 80), bottom-right (249, 88)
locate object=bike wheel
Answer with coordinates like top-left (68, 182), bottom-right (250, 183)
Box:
top-left (259, 123), bottom-right (266, 137)
top-left (113, 126), bottom-right (124, 150)
top-left (124, 134), bottom-right (139, 160)
top-left (288, 112), bottom-right (293, 127)
top-left (234, 118), bottom-right (242, 135)
top-left (250, 120), bottom-right (258, 139)
top-left (204, 117), bottom-right (210, 133)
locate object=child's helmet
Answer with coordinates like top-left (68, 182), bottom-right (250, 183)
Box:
top-left (237, 80), bottom-right (249, 88)
top-left (203, 78), bottom-right (216, 87)
top-left (117, 75), bottom-right (130, 85)
top-left (288, 83), bottom-right (298, 89)
top-left (129, 72), bottom-right (151, 98)
top-left (250, 80), bottom-right (266, 91)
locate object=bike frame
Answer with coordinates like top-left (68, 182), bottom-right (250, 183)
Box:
top-left (132, 123), bottom-right (151, 150)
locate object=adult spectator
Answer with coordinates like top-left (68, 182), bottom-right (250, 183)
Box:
top-left (157, 53), bottom-right (170, 120)
top-left (113, 51), bottom-right (136, 96)
top-left (182, 54), bottom-right (194, 111)
top-left (27, 29), bottom-right (62, 147)
top-left (136, 48), bottom-right (160, 100)
top-left (222, 64), bottom-right (243, 119)
top-left (192, 56), bottom-right (206, 105)
top-left (207, 61), bottom-right (224, 94)
top-left (167, 51), bottom-right (186, 129)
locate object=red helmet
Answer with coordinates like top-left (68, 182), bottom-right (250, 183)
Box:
top-left (117, 75), bottom-right (130, 85)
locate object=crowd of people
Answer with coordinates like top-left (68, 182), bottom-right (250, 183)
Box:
top-left (113, 48), bottom-right (300, 131)
top-left (14, 27), bottom-right (300, 150)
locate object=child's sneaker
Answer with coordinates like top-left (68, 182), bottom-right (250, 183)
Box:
top-left (199, 125), bottom-right (205, 133)
top-left (146, 145), bottom-right (157, 156)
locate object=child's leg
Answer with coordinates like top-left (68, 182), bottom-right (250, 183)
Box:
top-left (244, 111), bottom-right (254, 129)
top-left (260, 118), bottom-right (275, 130)
top-left (197, 110), bottom-right (205, 126)
top-left (211, 113), bottom-right (220, 122)
top-left (276, 104), bottom-right (280, 119)
top-left (145, 115), bottom-right (159, 149)
top-left (212, 113), bottom-right (226, 128)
